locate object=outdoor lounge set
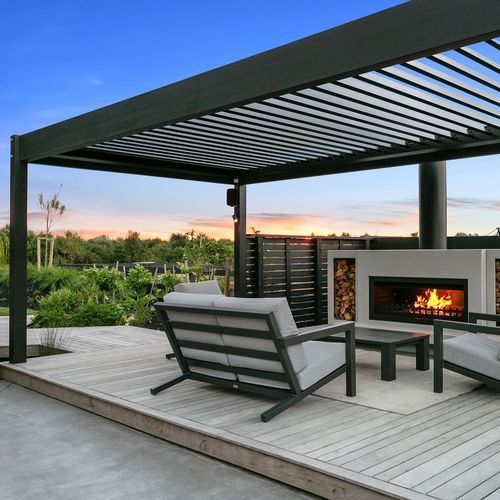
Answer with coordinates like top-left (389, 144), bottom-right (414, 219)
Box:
top-left (151, 281), bottom-right (500, 421)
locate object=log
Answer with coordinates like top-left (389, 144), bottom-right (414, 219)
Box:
top-left (334, 258), bottom-right (356, 321)
top-left (496, 259), bottom-right (500, 315)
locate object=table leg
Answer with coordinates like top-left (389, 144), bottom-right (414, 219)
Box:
top-left (416, 337), bottom-right (430, 371)
top-left (380, 344), bottom-right (396, 381)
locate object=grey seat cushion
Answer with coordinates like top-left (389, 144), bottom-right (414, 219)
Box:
top-left (162, 292), bottom-right (235, 380)
top-left (239, 341), bottom-right (345, 390)
top-left (213, 296), bottom-right (307, 374)
top-left (173, 280), bottom-right (222, 295)
top-left (444, 333), bottom-right (500, 381)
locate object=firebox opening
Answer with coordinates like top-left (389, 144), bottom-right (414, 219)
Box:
top-left (369, 276), bottom-right (468, 325)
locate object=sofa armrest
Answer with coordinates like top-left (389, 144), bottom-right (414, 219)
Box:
top-left (279, 321), bottom-right (355, 347)
top-left (434, 318), bottom-right (500, 394)
top-left (469, 312), bottom-right (500, 324)
top-left (434, 319), bottom-right (500, 336)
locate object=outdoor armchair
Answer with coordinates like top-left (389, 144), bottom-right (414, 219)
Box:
top-left (433, 312), bottom-right (500, 393)
top-left (152, 292), bottom-right (356, 422)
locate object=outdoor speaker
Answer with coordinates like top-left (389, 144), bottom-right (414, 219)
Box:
top-left (226, 188), bottom-right (238, 207)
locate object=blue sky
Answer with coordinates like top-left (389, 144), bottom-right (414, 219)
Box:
top-left (1, 0), bottom-right (498, 239)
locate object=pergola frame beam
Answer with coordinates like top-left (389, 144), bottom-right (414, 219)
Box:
top-left (36, 150), bottom-right (235, 184)
top-left (18, 0), bottom-right (500, 163)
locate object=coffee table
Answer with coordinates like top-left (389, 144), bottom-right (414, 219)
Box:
top-left (326, 327), bottom-right (430, 381)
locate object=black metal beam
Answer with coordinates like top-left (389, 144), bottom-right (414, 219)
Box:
top-left (233, 182), bottom-right (247, 297)
top-left (238, 135), bottom-right (500, 185)
top-left (18, 0), bottom-right (500, 162)
top-left (419, 161), bottom-right (447, 249)
top-left (32, 149), bottom-right (235, 184)
top-left (9, 135), bottom-right (28, 363)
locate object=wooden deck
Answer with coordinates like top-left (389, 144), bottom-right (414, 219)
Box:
top-left (1, 324), bottom-right (499, 499)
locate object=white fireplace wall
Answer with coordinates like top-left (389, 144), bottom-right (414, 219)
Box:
top-left (486, 250), bottom-right (500, 316)
top-left (328, 250), bottom-right (488, 332)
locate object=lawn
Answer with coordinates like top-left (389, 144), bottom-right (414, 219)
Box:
top-left (0, 307), bottom-right (37, 316)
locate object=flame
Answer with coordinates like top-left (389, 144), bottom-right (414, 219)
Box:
top-left (414, 288), bottom-right (453, 311)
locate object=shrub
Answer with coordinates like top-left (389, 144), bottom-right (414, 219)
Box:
top-left (28, 265), bottom-right (82, 300)
top-left (0, 231), bottom-right (8, 265)
top-left (33, 288), bottom-right (82, 327)
top-left (68, 302), bottom-right (126, 327)
top-left (82, 266), bottom-right (124, 302)
top-left (126, 265), bottom-right (152, 298)
top-left (0, 264), bottom-right (82, 308)
top-left (128, 296), bottom-right (153, 327)
top-left (0, 265), bottom-right (8, 306)
top-left (158, 272), bottom-right (183, 294)
top-left (33, 287), bottom-right (126, 328)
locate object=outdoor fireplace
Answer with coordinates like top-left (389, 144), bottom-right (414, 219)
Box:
top-left (369, 276), bottom-right (468, 325)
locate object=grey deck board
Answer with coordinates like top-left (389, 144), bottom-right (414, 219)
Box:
top-left (372, 408), bottom-right (500, 481)
top-left (413, 442), bottom-right (500, 495)
top-left (314, 390), bottom-right (492, 463)
top-left (458, 472), bottom-right (500, 500)
top-left (425, 449), bottom-right (500, 499)
top-left (342, 397), bottom-right (500, 472)
top-left (1, 324), bottom-right (499, 500)
top-left (390, 427), bottom-right (500, 489)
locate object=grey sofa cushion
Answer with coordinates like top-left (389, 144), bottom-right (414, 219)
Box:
top-left (173, 280), bottom-right (222, 295)
top-left (162, 292), bottom-right (235, 379)
top-left (444, 333), bottom-right (500, 381)
top-left (239, 341), bottom-right (345, 390)
top-left (213, 296), bottom-right (307, 374)
top-left (188, 366), bottom-right (236, 380)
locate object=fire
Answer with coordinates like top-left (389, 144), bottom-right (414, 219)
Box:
top-left (414, 288), bottom-right (453, 311)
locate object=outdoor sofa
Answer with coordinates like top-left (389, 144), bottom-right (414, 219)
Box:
top-left (434, 312), bottom-right (500, 392)
top-left (152, 284), bottom-right (356, 421)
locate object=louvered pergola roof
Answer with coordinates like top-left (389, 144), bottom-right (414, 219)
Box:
top-left (17, 0), bottom-right (500, 185)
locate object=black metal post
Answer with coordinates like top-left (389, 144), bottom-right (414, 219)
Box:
top-left (233, 181), bottom-right (247, 297)
top-left (9, 135), bottom-right (28, 363)
top-left (419, 161), bottom-right (447, 249)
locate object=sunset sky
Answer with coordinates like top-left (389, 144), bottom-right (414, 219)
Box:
top-left (1, 0), bottom-right (499, 240)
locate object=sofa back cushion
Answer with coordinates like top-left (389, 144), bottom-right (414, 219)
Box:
top-left (162, 292), bottom-right (229, 368)
top-left (173, 280), bottom-right (222, 295)
top-left (213, 296), bottom-right (307, 375)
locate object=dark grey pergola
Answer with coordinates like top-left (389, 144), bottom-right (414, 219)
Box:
top-left (10, 0), bottom-right (500, 363)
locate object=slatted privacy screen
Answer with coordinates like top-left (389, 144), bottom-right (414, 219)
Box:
top-left (245, 236), bottom-right (368, 327)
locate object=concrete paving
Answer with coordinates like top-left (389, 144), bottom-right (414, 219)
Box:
top-left (0, 382), bottom-right (315, 500)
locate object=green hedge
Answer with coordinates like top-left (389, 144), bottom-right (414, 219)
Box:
top-left (1, 263), bottom-right (218, 328)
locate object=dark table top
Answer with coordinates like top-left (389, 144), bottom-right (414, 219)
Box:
top-left (329, 327), bottom-right (429, 346)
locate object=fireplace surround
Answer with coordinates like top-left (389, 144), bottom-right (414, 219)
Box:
top-left (328, 250), bottom-right (500, 332)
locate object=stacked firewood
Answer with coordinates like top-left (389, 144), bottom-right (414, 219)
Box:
top-left (496, 260), bottom-right (500, 314)
top-left (334, 259), bottom-right (356, 321)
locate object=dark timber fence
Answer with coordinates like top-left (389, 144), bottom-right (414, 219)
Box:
top-left (245, 235), bottom-right (369, 327)
top-left (245, 235), bottom-right (500, 327)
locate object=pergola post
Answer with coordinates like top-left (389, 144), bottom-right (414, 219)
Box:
top-left (9, 135), bottom-right (28, 363)
top-left (233, 181), bottom-right (247, 297)
top-left (419, 161), bottom-right (447, 249)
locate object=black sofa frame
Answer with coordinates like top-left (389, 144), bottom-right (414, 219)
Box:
top-left (434, 312), bottom-right (500, 393)
top-left (152, 302), bottom-right (356, 422)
